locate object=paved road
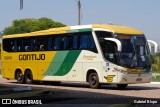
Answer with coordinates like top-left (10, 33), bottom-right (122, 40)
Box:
top-left (0, 76), bottom-right (160, 106)
top-left (0, 76), bottom-right (160, 98)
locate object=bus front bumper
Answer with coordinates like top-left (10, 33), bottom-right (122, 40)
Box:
top-left (117, 72), bottom-right (152, 84)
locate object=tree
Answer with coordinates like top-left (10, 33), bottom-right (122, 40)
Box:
top-left (2, 17), bottom-right (66, 35)
top-left (0, 32), bottom-right (2, 37)
top-left (151, 55), bottom-right (160, 73)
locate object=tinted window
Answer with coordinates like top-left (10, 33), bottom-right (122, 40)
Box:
top-left (79, 32), bottom-right (97, 52)
top-left (3, 31), bottom-right (97, 53)
top-left (95, 31), bottom-right (118, 63)
top-left (48, 37), bottom-right (55, 50)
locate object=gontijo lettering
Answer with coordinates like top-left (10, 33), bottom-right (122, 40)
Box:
top-left (19, 54), bottom-right (45, 60)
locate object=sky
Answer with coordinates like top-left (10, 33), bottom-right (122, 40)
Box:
top-left (0, 0), bottom-right (160, 44)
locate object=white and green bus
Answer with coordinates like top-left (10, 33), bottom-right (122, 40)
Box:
top-left (2, 24), bottom-right (152, 89)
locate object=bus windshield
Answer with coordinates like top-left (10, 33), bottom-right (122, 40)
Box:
top-left (117, 35), bottom-right (151, 69)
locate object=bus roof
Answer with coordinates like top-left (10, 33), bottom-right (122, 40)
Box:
top-left (92, 24), bottom-right (143, 35)
top-left (3, 24), bottom-right (143, 39)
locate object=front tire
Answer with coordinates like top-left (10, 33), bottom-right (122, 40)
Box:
top-left (117, 84), bottom-right (128, 89)
top-left (16, 71), bottom-right (24, 84)
top-left (88, 73), bottom-right (100, 89)
top-left (25, 70), bottom-right (33, 84)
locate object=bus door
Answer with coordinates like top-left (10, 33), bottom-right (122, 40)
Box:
top-left (102, 41), bottom-right (118, 83)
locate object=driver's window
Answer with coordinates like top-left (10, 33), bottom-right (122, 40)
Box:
top-left (95, 31), bottom-right (118, 64)
top-left (104, 41), bottom-right (118, 64)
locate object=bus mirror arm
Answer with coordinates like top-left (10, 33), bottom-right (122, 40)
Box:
top-left (104, 38), bottom-right (122, 52)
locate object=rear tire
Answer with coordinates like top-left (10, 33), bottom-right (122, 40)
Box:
top-left (88, 73), bottom-right (100, 89)
top-left (25, 70), bottom-right (33, 84)
top-left (16, 71), bottom-right (24, 84)
top-left (117, 84), bottom-right (128, 89)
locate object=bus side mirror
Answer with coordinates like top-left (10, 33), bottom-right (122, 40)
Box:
top-left (104, 38), bottom-right (122, 52)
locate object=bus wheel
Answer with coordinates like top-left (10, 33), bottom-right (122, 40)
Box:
top-left (117, 84), bottom-right (128, 89)
top-left (88, 73), bottom-right (100, 89)
top-left (16, 71), bottom-right (24, 84)
top-left (25, 70), bottom-right (33, 84)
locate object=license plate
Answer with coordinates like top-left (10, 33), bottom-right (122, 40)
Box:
top-left (136, 78), bottom-right (142, 81)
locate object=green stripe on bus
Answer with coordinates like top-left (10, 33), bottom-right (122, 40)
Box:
top-left (53, 50), bottom-right (81, 76)
top-left (79, 28), bottom-right (92, 32)
top-left (66, 28), bottom-right (92, 33)
top-left (44, 50), bottom-right (81, 76)
top-left (44, 51), bottom-right (69, 76)
top-left (66, 30), bottom-right (79, 33)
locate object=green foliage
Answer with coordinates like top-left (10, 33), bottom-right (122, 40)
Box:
top-left (151, 55), bottom-right (160, 73)
top-left (0, 43), bottom-right (1, 60)
top-left (152, 76), bottom-right (160, 82)
top-left (0, 32), bottom-right (2, 36)
top-left (2, 17), bottom-right (66, 35)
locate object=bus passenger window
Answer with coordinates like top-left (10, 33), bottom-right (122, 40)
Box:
top-left (79, 32), bottom-right (97, 52)
top-left (25, 46), bottom-right (30, 51)
top-left (48, 37), bottom-right (55, 50)
top-left (63, 37), bottom-right (69, 50)
top-left (73, 35), bottom-right (78, 49)
top-left (3, 39), bottom-right (12, 52)
top-left (55, 37), bottom-right (61, 50)
top-left (38, 37), bottom-right (48, 51)
top-left (11, 40), bottom-right (18, 52)
top-left (39, 45), bottom-right (44, 50)
top-left (88, 36), bottom-right (96, 49)
top-left (24, 39), bottom-right (31, 51)
top-left (80, 35), bottom-right (88, 49)
top-left (17, 40), bottom-right (24, 52)
top-left (32, 39), bottom-right (39, 51)
top-left (66, 34), bottom-right (78, 50)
